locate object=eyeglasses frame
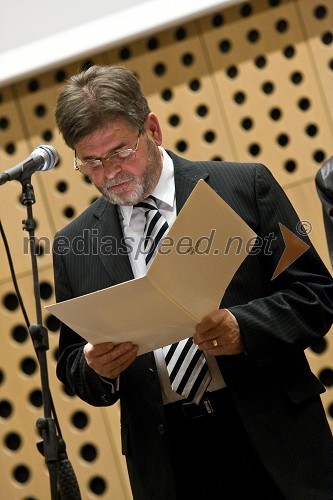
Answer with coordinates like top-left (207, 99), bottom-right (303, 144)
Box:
top-left (74, 130), bottom-right (142, 174)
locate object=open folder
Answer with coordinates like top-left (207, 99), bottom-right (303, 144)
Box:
top-left (45, 180), bottom-right (257, 355)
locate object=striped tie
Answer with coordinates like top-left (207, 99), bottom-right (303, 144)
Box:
top-left (135, 196), bottom-right (169, 267)
top-left (135, 196), bottom-right (212, 404)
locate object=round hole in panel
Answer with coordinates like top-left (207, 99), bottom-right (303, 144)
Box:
top-left (313, 149), bottom-right (326, 164)
top-left (80, 443), bottom-right (98, 462)
top-left (203, 130), bottom-right (216, 144)
top-left (27, 80), bottom-right (40, 92)
top-left (226, 65), bottom-right (239, 79)
top-left (188, 79), bottom-right (201, 92)
top-left (181, 53), bottom-right (194, 67)
top-left (4, 431), bottom-right (22, 451)
top-left (233, 91), bottom-right (246, 105)
top-left (283, 45), bottom-right (296, 59)
top-left (56, 181), bottom-right (68, 193)
top-left (5, 142), bottom-right (16, 155)
top-left (39, 281), bottom-right (53, 301)
top-left (0, 116), bottom-right (9, 129)
top-left (328, 402), bottom-right (333, 419)
top-left (219, 39), bottom-right (232, 54)
top-left (322, 31), bottom-right (333, 46)
top-left (161, 89), bottom-right (173, 102)
top-left (55, 70), bottom-right (67, 83)
top-left (196, 105), bottom-right (209, 118)
top-left (71, 410), bottom-right (89, 430)
top-left (211, 13), bottom-right (224, 27)
top-left (241, 117), bottom-right (254, 131)
top-left (275, 18), bottom-right (289, 34)
top-left (298, 97), bottom-right (311, 111)
top-left (175, 140), bottom-right (188, 153)
top-left (254, 55), bottom-right (267, 69)
top-left (305, 123), bottom-right (318, 137)
top-left (153, 63), bottom-right (167, 77)
top-left (34, 104), bottom-right (47, 118)
top-left (45, 314), bottom-right (61, 333)
top-left (319, 367), bottom-right (333, 387)
top-left (247, 29), bottom-right (260, 44)
top-left (12, 324), bottom-right (29, 343)
top-left (0, 400), bottom-right (13, 418)
top-left (20, 357), bottom-right (38, 376)
top-left (309, 337), bottom-right (328, 354)
top-left (42, 130), bottom-right (53, 142)
top-left (147, 37), bottom-right (159, 50)
top-left (261, 81), bottom-right (275, 95)
top-left (63, 206), bottom-right (76, 219)
top-left (239, 3), bottom-right (252, 16)
top-left (248, 143), bottom-right (261, 157)
top-left (89, 475), bottom-right (107, 495)
top-left (53, 346), bottom-right (59, 362)
top-left (284, 159), bottom-right (297, 173)
top-left (174, 27), bottom-right (187, 41)
top-left (3, 292), bottom-right (19, 311)
top-left (290, 71), bottom-right (303, 85)
top-left (61, 383), bottom-right (75, 398)
top-left (12, 464), bottom-right (31, 484)
top-left (269, 107), bottom-right (282, 121)
top-left (28, 389), bottom-right (43, 408)
top-left (276, 133), bottom-right (290, 147)
top-left (313, 4), bottom-right (327, 19)
top-left (81, 61), bottom-right (94, 71)
top-left (119, 47), bottom-right (131, 60)
top-left (168, 114), bottom-right (181, 127)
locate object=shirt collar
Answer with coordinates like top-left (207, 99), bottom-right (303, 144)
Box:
top-left (120, 147), bottom-right (175, 227)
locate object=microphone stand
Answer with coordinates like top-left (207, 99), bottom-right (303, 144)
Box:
top-left (19, 177), bottom-right (81, 499)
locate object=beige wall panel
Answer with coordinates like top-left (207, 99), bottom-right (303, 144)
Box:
top-left (198, 0), bottom-right (332, 187)
top-left (102, 22), bottom-right (236, 161)
top-left (13, 57), bottom-right (107, 235)
top-left (0, 87), bottom-right (54, 282)
top-left (0, 267), bottom-right (131, 499)
top-left (297, 0), bottom-right (333, 123)
top-left (0, 1), bottom-right (332, 497)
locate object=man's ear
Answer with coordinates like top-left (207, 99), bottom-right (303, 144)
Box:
top-left (146, 113), bottom-right (162, 145)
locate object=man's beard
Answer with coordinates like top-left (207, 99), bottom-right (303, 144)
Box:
top-left (94, 138), bottom-right (162, 206)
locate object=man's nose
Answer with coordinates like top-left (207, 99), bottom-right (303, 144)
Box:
top-left (101, 159), bottom-right (122, 178)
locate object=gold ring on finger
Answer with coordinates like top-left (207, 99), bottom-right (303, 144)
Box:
top-left (213, 338), bottom-right (218, 348)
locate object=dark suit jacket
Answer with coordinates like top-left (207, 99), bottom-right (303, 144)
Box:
top-left (54, 152), bottom-right (333, 499)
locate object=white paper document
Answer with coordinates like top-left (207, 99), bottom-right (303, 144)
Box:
top-left (45, 180), bottom-right (257, 354)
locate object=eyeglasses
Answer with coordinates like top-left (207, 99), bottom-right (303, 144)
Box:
top-left (74, 131), bottom-right (141, 175)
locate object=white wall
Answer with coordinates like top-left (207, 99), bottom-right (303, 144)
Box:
top-left (0, 0), bottom-right (240, 86)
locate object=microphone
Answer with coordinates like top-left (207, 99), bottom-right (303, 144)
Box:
top-left (0, 145), bottom-right (59, 185)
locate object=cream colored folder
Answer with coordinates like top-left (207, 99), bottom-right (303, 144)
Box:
top-left (45, 180), bottom-right (257, 355)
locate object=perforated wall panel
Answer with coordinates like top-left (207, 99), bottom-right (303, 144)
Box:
top-left (0, 0), bottom-right (332, 498)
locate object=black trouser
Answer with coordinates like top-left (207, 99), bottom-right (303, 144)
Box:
top-left (164, 388), bottom-right (285, 500)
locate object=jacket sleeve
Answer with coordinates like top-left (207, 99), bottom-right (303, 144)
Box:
top-left (228, 163), bottom-right (333, 366)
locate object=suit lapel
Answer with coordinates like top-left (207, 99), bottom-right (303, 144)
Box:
top-left (167, 150), bottom-right (209, 213)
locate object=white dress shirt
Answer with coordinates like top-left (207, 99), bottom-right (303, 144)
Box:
top-left (118, 148), bottom-right (226, 403)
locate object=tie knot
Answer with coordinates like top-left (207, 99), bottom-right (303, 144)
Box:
top-left (135, 196), bottom-right (158, 212)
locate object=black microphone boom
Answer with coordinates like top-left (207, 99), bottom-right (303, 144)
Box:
top-left (0, 145), bottom-right (59, 185)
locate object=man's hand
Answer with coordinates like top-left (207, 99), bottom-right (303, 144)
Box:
top-left (193, 309), bottom-right (246, 356)
top-left (84, 341), bottom-right (139, 379)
